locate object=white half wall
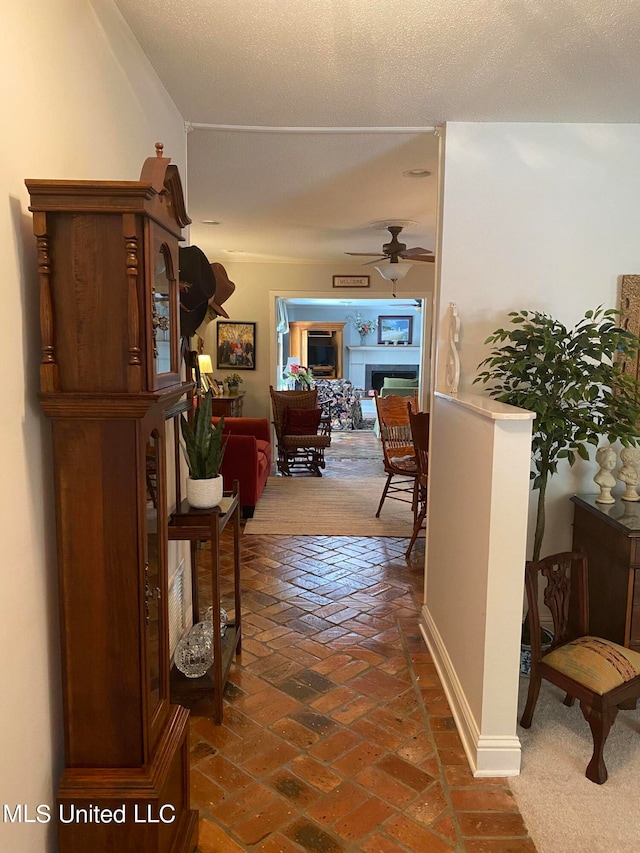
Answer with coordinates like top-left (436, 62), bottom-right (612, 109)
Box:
top-left (422, 393), bottom-right (533, 776)
top-left (423, 121), bottom-right (640, 776)
top-left (1, 2), bottom-right (185, 851)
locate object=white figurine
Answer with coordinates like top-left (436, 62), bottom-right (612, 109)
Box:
top-left (594, 446), bottom-right (617, 504)
top-left (618, 446), bottom-right (640, 501)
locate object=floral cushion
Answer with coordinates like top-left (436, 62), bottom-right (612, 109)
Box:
top-left (315, 379), bottom-right (361, 430)
top-left (542, 636), bottom-right (640, 695)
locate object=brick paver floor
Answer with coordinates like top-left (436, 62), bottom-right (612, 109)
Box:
top-left (188, 521), bottom-right (534, 851)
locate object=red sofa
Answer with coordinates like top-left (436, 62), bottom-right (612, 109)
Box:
top-left (211, 417), bottom-right (271, 518)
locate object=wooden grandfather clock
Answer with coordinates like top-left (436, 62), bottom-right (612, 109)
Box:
top-left (27, 145), bottom-right (198, 852)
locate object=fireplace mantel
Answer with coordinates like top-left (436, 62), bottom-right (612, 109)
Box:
top-left (346, 344), bottom-right (421, 390)
top-left (346, 345), bottom-right (420, 351)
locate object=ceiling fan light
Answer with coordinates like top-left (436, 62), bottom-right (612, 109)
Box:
top-left (374, 260), bottom-right (412, 282)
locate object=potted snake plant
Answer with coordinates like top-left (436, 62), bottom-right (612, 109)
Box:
top-left (180, 391), bottom-right (227, 508)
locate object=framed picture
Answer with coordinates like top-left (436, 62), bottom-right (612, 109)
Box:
top-left (216, 321), bottom-right (256, 370)
top-left (377, 315), bottom-right (413, 344)
top-left (333, 275), bottom-right (370, 289)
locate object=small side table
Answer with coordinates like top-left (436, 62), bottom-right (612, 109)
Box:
top-left (211, 392), bottom-right (245, 418)
top-left (168, 485), bottom-right (242, 723)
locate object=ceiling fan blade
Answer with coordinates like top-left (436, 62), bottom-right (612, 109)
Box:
top-left (361, 256), bottom-right (387, 266)
top-left (403, 254), bottom-right (435, 262)
top-left (345, 251), bottom-right (388, 257)
top-left (401, 247), bottom-right (433, 255)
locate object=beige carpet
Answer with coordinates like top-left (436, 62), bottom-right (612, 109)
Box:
top-left (244, 476), bottom-right (422, 537)
top-left (510, 679), bottom-right (640, 852)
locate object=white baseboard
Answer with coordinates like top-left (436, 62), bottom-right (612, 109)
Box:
top-left (419, 605), bottom-right (521, 777)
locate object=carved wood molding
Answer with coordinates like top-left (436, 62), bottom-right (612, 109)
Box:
top-left (445, 302), bottom-right (460, 395)
top-left (165, 164), bottom-right (191, 229)
top-left (123, 214), bottom-right (142, 393)
top-left (59, 704), bottom-right (190, 790)
top-left (138, 143), bottom-right (191, 229)
top-left (618, 275), bottom-right (640, 381)
top-left (39, 385), bottom-right (190, 419)
top-left (33, 212), bottom-right (58, 393)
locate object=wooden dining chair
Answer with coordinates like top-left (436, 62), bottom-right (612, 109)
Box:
top-left (373, 392), bottom-right (418, 518)
top-left (405, 406), bottom-right (429, 557)
top-left (521, 550), bottom-right (640, 783)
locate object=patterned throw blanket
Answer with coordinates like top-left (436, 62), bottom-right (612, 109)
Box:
top-left (315, 378), bottom-right (365, 430)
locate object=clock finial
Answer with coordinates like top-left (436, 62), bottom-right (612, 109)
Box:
top-left (155, 142), bottom-right (164, 157)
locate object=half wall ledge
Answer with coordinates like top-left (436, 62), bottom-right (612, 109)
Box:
top-left (434, 390), bottom-right (536, 421)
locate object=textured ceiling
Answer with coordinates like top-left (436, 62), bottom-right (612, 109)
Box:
top-left (186, 129), bottom-right (439, 262)
top-left (115, 0), bottom-right (640, 261)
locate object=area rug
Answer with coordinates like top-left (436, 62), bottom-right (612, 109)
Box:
top-left (509, 679), bottom-right (640, 852)
top-left (244, 476), bottom-right (421, 538)
top-left (324, 430), bottom-right (382, 462)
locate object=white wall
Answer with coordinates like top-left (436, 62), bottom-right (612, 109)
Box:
top-left (437, 122), bottom-right (640, 560)
top-left (199, 261), bottom-right (433, 418)
top-left (0, 2), bottom-right (185, 850)
top-left (424, 122), bottom-right (640, 775)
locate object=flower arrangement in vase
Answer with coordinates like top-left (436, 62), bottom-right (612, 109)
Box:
top-left (347, 312), bottom-right (377, 344)
top-left (283, 364), bottom-right (314, 388)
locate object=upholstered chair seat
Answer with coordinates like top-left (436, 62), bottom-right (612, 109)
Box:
top-left (542, 637), bottom-right (640, 695)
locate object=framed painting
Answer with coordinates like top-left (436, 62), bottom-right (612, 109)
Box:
top-left (216, 321), bottom-right (256, 370)
top-left (377, 315), bottom-right (413, 344)
top-left (333, 275), bottom-right (370, 289)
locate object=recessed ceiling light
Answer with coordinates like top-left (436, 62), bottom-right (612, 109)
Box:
top-left (201, 219), bottom-right (222, 225)
top-left (402, 169), bottom-right (432, 178)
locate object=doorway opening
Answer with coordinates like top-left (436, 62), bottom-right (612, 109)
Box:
top-left (269, 292), bottom-right (430, 483)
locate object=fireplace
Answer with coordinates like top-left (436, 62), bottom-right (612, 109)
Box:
top-left (366, 363), bottom-right (419, 393)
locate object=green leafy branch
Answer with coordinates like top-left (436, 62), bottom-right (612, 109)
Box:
top-left (474, 306), bottom-right (640, 560)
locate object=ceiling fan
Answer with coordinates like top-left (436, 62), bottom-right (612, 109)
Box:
top-left (395, 299), bottom-right (423, 309)
top-left (345, 224), bottom-right (434, 265)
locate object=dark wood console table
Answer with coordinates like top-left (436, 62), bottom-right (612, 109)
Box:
top-left (571, 493), bottom-right (640, 651)
top-left (211, 392), bottom-right (245, 417)
top-left (168, 487), bottom-right (241, 723)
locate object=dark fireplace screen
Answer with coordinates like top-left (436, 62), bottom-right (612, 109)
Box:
top-left (366, 364), bottom-right (419, 393)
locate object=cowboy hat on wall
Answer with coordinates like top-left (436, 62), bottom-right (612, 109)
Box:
top-left (178, 244), bottom-right (237, 338)
top-left (178, 245), bottom-right (216, 337)
top-left (193, 262), bottom-right (236, 340)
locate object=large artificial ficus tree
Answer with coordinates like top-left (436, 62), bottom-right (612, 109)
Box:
top-left (474, 306), bottom-right (640, 561)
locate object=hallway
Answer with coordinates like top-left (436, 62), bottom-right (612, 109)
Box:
top-left (189, 529), bottom-right (534, 852)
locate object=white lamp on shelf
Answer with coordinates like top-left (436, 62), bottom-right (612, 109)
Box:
top-left (198, 354), bottom-right (213, 374)
top-left (197, 353), bottom-right (214, 392)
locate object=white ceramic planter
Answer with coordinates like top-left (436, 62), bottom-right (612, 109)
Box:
top-left (186, 475), bottom-right (224, 509)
